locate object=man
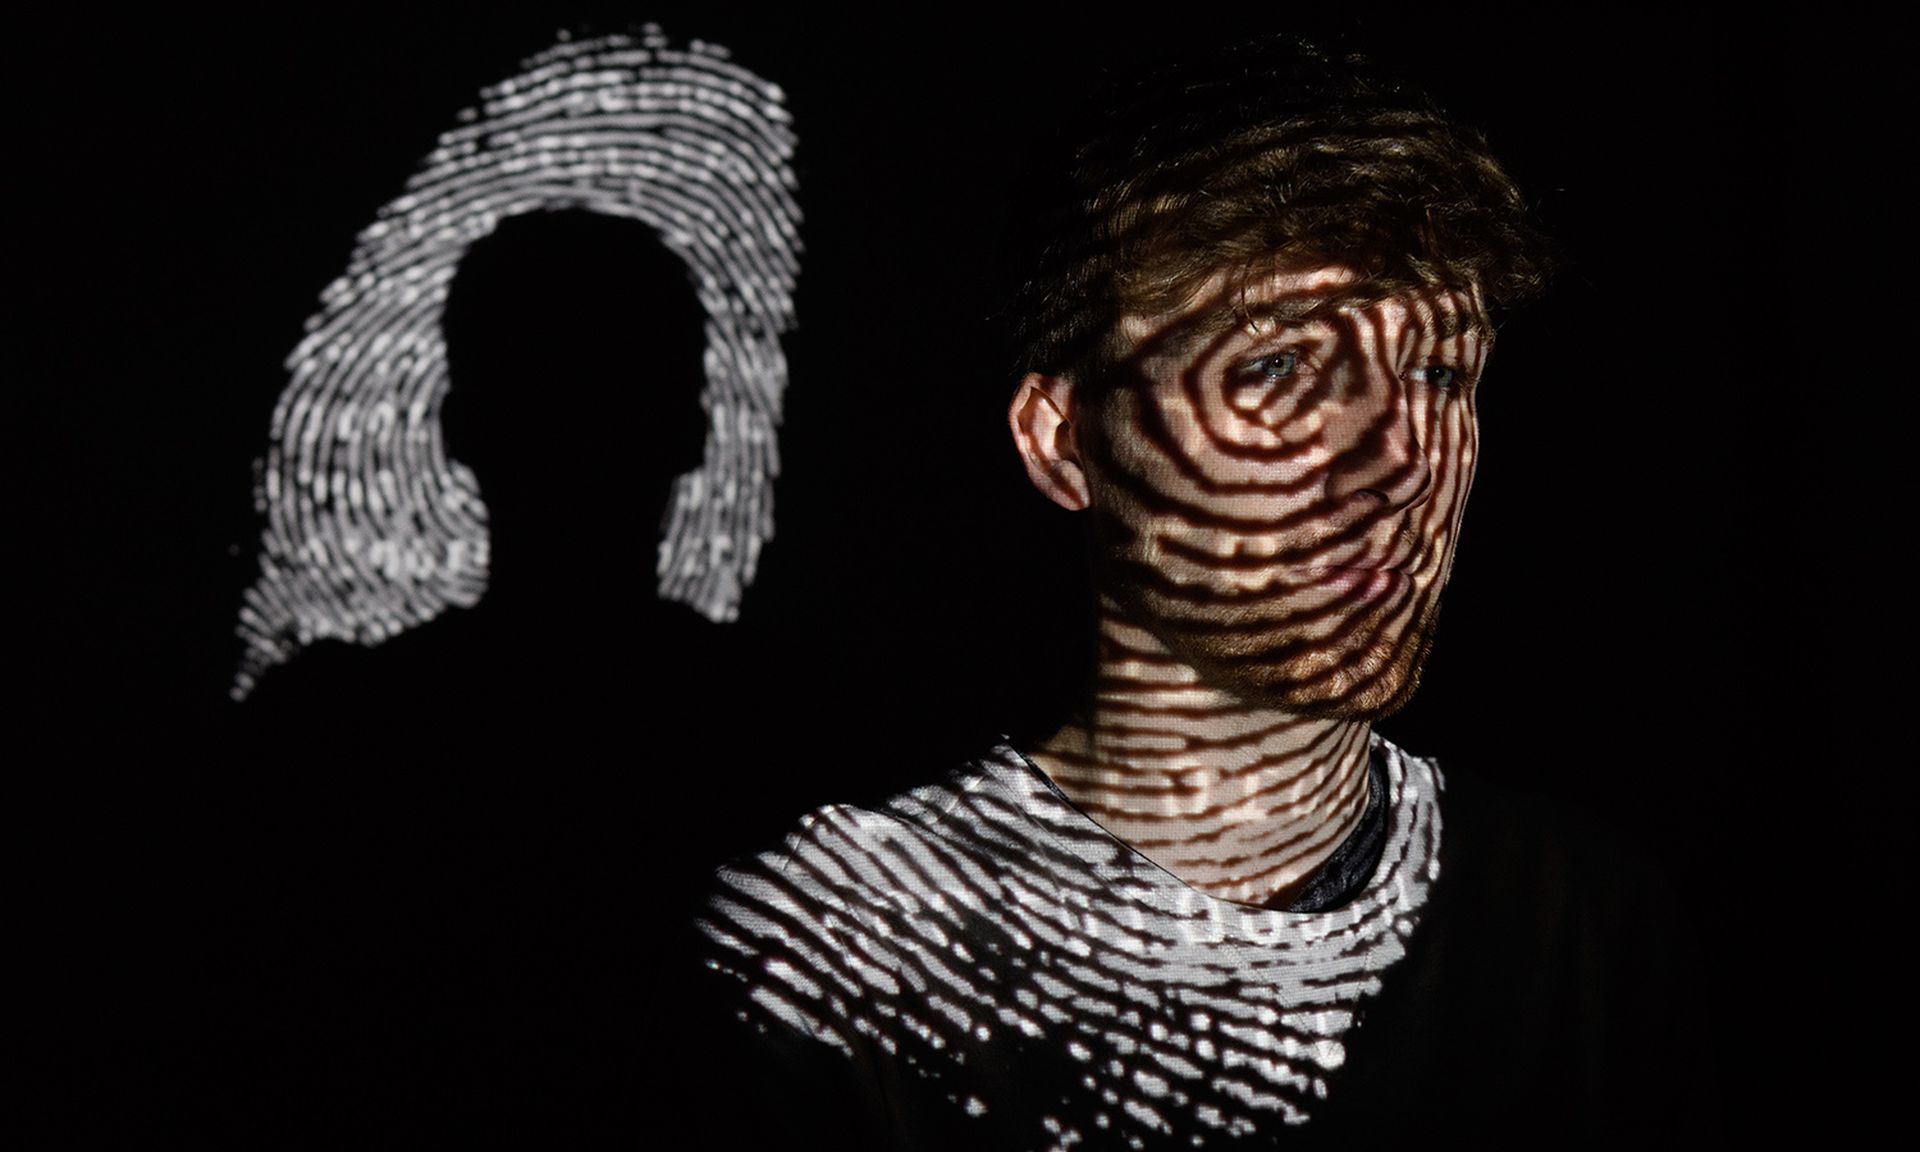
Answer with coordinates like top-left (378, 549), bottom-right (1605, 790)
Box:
top-left (692, 37), bottom-right (1707, 1148)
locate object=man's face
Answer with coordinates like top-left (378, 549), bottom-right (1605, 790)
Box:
top-left (1078, 264), bottom-right (1490, 720)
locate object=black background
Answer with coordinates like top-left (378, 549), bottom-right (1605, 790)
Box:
top-left (16, 4), bottom-right (1885, 1143)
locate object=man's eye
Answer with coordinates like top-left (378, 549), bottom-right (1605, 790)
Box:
top-left (1238, 350), bottom-right (1298, 384)
top-left (1411, 363), bottom-right (1464, 391)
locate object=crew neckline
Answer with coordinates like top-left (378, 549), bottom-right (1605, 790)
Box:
top-left (979, 731), bottom-right (1443, 946)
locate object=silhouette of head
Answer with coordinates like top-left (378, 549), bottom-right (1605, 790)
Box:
top-left (443, 211), bottom-right (710, 641)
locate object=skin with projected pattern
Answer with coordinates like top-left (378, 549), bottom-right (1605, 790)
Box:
top-left (1010, 266), bottom-right (1488, 910)
top-left (691, 37), bottom-right (1713, 1149)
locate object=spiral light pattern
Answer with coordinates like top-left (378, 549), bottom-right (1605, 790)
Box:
top-left (233, 27), bottom-right (801, 699)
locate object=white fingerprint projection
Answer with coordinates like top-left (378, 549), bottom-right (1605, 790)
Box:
top-left (233, 27), bottom-right (801, 700)
top-left (701, 736), bottom-right (1443, 1147)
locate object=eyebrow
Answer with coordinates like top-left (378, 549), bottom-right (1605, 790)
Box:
top-left (1141, 298), bottom-right (1330, 363)
top-left (1429, 309), bottom-right (1495, 342)
top-left (1158, 294), bottom-right (1494, 360)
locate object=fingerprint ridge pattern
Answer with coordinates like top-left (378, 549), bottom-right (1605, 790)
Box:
top-left (233, 27), bottom-right (801, 699)
top-left (700, 732), bottom-right (1442, 1149)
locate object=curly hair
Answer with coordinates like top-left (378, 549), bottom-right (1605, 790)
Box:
top-left (1006, 36), bottom-right (1554, 387)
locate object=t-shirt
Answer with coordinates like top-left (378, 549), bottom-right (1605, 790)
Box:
top-left (687, 735), bottom-right (1719, 1148)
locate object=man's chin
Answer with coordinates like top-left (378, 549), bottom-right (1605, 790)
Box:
top-left (1270, 658), bottom-right (1427, 721)
top-left (1181, 621), bottom-right (1440, 722)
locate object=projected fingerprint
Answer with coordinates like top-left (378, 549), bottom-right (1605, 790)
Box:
top-left (1039, 636), bottom-right (1384, 908)
top-left (701, 734), bottom-right (1441, 1147)
top-left (1010, 278), bottom-right (1490, 905)
top-left (233, 27), bottom-right (801, 699)
top-left (1085, 278), bottom-right (1487, 723)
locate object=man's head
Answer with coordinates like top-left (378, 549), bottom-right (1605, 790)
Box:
top-left (1006, 37), bottom-right (1550, 720)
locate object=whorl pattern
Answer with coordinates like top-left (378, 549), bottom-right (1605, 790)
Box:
top-left (234, 28), bottom-right (801, 698)
top-left (699, 736), bottom-right (1442, 1148)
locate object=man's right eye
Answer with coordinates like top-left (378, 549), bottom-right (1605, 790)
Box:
top-left (1224, 350), bottom-right (1305, 414)
top-left (1228, 351), bottom-right (1305, 414)
top-left (1241, 350), bottom-right (1299, 384)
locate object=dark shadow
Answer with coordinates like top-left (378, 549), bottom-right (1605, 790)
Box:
top-left (441, 209), bottom-right (712, 655)
top-left (202, 211), bottom-right (794, 1142)
top-left (241, 210), bottom-right (721, 731)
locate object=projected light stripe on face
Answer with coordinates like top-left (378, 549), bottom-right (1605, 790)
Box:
top-left (700, 736), bottom-right (1443, 1146)
top-left (1019, 270), bottom-right (1487, 904)
top-left (232, 27), bottom-right (801, 699)
top-left (1087, 273), bottom-right (1487, 719)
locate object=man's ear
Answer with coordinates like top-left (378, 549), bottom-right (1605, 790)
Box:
top-left (1008, 372), bottom-right (1091, 511)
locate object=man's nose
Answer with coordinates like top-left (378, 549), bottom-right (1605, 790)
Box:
top-left (1323, 362), bottom-right (1432, 511)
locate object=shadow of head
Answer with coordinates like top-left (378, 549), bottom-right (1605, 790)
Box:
top-left (441, 210), bottom-right (710, 612)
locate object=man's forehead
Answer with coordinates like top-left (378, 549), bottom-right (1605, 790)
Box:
top-left (1119, 264), bottom-right (1491, 352)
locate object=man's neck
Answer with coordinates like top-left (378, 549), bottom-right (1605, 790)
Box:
top-left (1025, 604), bottom-right (1373, 908)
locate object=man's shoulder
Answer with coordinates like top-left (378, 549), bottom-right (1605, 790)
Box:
top-left (1317, 742), bottom-right (1725, 1143)
top-left (708, 744), bottom-right (1036, 892)
top-left (690, 743), bottom-right (1055, 1082)
top-left (696, 742), bottom-right (1041, 966)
